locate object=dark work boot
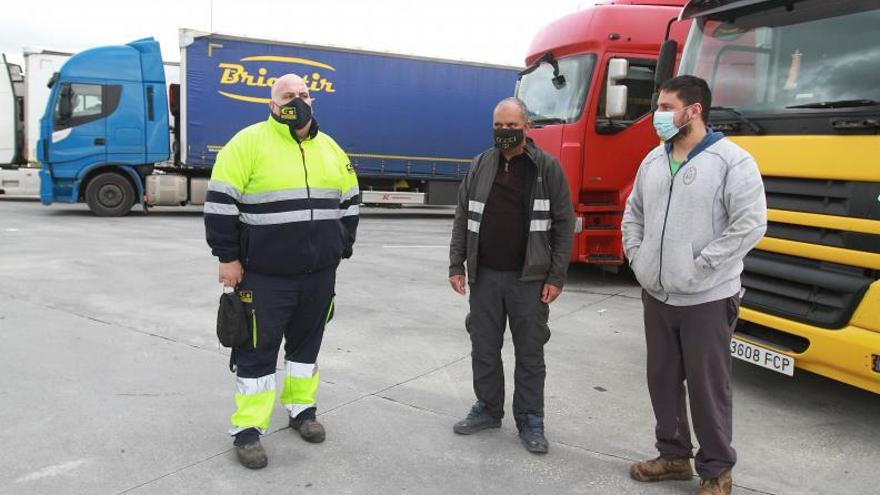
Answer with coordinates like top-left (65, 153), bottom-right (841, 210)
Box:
top-left (233, 428), bottom-right (267, 469)
top-left (516, 414), bottom-right (548, 454)
top-left (290, 408), bottom-right (326, 444)
top-left (453, 401), bottom-right (502, 435)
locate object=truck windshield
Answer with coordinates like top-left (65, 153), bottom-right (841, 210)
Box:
top-left (516, 54), bottom-right (596, 124)
top-left (679, 3), bottom-right (880, 114)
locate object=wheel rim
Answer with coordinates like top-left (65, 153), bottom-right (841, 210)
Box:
top-left (98, 183), bottom-right (124, 209)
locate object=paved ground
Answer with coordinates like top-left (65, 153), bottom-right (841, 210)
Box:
top-left (1, 199), bottom-right (878, 495)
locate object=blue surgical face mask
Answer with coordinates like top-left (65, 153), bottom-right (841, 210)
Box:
top-left (653, 105), bottom-right (693, 141)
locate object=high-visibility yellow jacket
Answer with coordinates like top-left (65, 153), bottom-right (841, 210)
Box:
top-left (205, 116), bottom-right (359, 276)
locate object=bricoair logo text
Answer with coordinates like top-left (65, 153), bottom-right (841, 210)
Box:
top-left (217, 55), bottom-right (337, 104)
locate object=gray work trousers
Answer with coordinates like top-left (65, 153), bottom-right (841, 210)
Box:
top-left (467, 267), bottom-right (550, 423)
top-left (642, 290), bottom-right (739, 479)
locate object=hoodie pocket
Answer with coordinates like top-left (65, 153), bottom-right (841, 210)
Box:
top-left (629, 236), bottom-right (662, 294)
top-left (629, 248), bottom-right (648, 284)
top-left (661, 239), bottom-right (702, 294)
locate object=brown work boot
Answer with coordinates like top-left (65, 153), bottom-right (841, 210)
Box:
top-left (697, 470), bottom-right (733, 494)
top-left (630, 456), bottom-right (694, 482)
top-left (290, 416), bottom-right (326, 443)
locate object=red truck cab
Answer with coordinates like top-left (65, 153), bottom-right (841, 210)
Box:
top-left (516, 0), bottom-right (690, 265)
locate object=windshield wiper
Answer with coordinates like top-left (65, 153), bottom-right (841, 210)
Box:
top-left (786, 99), bottom-right (880, 109)
top-left (530, 117), bottom-right (565, 126)
top-left (710, 106), bottom-right (763, 134)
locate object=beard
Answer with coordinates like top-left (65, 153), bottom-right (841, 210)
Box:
top-left (666, 118), bottom-right (693, 144)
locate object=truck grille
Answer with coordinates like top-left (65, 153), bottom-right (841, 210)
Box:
top-left (763, 176), bottom-right (880, 220)
top-left (741, 250), bottom-right (877, 329)
top-left (765, 222), bottom-right (880, 254)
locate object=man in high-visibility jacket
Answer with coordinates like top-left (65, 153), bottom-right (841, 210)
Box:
top-left (204, 73), bottom-right (359, 469)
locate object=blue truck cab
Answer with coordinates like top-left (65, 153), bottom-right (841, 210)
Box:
top-left (39, 38), bottom-right (169, 215)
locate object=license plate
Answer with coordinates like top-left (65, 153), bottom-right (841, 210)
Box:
top-left (730, 337), bottom-right (795, 376)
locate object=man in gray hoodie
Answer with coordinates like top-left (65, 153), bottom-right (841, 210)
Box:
top-left (622, 76), bottom-right (767, 495)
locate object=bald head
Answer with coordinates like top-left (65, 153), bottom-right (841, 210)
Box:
top-left (269, 73), bottom-right (315, 137)
top-left (271, 74), bottom-right (311, 106)
top-left (493, 97), bottom-right (529, 126)
top-left (492, 97), bottom-right (529, 156)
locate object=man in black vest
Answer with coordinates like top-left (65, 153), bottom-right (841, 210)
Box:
top-left (448, 97), bottom-right (574, 454)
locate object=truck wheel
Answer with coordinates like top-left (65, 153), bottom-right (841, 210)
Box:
top-left (85, 172), bottom-right (135, 217)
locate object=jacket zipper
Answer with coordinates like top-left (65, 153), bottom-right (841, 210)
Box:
top-left (251, 309), bottom-right (257, 348)
top-left (657, 154), bottom-right (685, 298)
top-left (297, 141), bottom-right (317, 272)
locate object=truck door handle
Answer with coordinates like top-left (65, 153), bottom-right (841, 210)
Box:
top-left (94, 138), bottom-right (106, 145)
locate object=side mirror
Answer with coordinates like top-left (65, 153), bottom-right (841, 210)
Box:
top-left (605, 58), bottom-right (629, 119)
top-left (58, 85), bottom-right (73, 121)
top-left (655, 40), bottom-right (678, 87)
top-left (652, 40), bottom-right (679, 110)
top-left (552, 74), bottom-right (567, 89)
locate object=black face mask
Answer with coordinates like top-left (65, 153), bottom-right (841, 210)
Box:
top-left (493, 128), bottom-right (524, 150)
top-left (272, 97), bottom-right (312, 130)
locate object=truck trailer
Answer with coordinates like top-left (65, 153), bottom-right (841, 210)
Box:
top-left (38, 29), bottom-right (519, 215)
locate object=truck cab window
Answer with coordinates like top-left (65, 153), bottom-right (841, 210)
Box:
top-left (596, 58), bottom-right (656, 124)
top-left (517, 54), bottom-right (596, 124)
top-left (680, 9), bottom-right (880, 114)
top-left (54, 83), bottom-right (103, 130)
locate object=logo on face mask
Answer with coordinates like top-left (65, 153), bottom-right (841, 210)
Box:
top-left (494, 128), bottom-right (524, 150)
top-left (280, 106), bottom-right (297, 120)
top-left (273, 97), bottom-right (313, 130)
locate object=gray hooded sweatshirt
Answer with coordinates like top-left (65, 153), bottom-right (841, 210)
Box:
top-left (622, 131), bottom-right (767, 306)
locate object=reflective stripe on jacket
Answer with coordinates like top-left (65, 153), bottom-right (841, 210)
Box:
top-left (205, 117), bottom-right (359, 276)
top-left (449, 140), bottom-right (574, 287)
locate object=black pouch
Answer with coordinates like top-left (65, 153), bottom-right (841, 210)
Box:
top-left (217, 291), bottom-right (250, 348)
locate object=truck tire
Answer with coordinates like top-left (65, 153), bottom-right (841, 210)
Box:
top-left (85, 172), bottom-right (135, 217)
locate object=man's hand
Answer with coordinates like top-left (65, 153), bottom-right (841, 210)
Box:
top-left (449, 275), bottom-right (467, 296)
top-left (219, 260), bottom-right (243, 288)
top-left (541, 283), bottom-right (562, 304)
